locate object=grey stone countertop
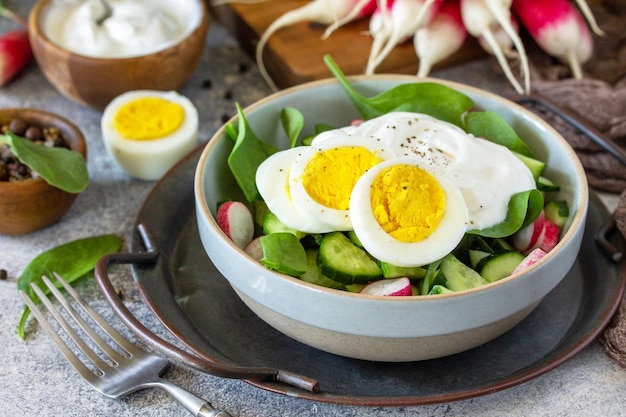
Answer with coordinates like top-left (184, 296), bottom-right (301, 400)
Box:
top-left (1, 2), bottom-right (625, 417)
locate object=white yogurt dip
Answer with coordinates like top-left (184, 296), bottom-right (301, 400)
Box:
top-left (42, 0), bottom-right (203, 58)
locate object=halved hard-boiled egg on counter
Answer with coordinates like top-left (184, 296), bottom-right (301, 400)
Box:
top-left (256, 111), bottom-right (536, 267)
top-left (101, 90), bottom-right (199, 180)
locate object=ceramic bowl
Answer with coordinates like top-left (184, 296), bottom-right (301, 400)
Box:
top-left (28, 0), bottom-right (208, 111)
top-left (0, 108), bottom-right (87, 235)
top-left (194, 76), bottom-right (589, 362)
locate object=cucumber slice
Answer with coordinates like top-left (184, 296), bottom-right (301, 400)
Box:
top-left (299, 249), bottom-right (346, 290)
top-left (469, 249), bottom-right (491, 269)
top-left (476, 250), bottom-right (525, 282)
top-left (544, 200), bottom-right (569, 229)
top-left (380, 262), bottom-right (427, 279)
top-left (513, 151), bottom-right (546, 180)
top-left (429, 285), bottom-right (453, 295)
top-left (537, 176), bottom-right (560, 192)
top-left (318, 232), bottom-right (382, 284)
top-left (489, 238), bottom-right (514, 253)
top-left (439, 254), bottom-right (488, 291)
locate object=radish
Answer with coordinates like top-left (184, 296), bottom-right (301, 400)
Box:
top-left (321, 0), bottom-right (377, 39)
top-left (360, 277), bottom-right (413, 296)
top-left (0, 2), bottom-right (31, 87)
top-left (533, 219), bottom-right (560, 253)
top-left (461, 0), bottom-right (530, 94)
top-left (510, 247), bottom-right (547, 275)
top-left (512, 210), bottom-right (545, 253)
top-left (254, 0), bottom-right (378, 90)
top-left (244, 236), bottom-right (264, 260)
top-left (477, 14), bottom-right (519, 59)
top-left (216, 201), bottom-right (255, 249)
top-left (366, 0), bottom-right (441, 74)
top-left (0, 29), bottom-right (31, 86)
top-left (414, 0), bottom-right (467, 77)
top-left (511, 0), bottom-right (593, 79)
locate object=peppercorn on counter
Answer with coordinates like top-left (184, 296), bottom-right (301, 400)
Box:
top-left (0, 1), bottom-right (624, 416)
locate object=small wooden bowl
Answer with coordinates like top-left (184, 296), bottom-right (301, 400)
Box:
top-left (28, 0), bottom-right (209, 111)
top-left (0, 108), bottom-right (87, 235)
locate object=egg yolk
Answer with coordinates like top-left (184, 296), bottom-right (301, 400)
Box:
top-left (370, 165), bottom-right (445, 242)
top-left (302, 146), bottom-right (382, 210)
top-left (113, 97), bottom-right (185, 140)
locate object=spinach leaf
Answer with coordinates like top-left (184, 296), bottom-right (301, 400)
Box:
top-left (280, 107), bottom-right (304, 148)
top-left (0, 131), bottom-right (88, 193)
top-left (227, 103), bottom-right (278, 203)
top-left (17, 234), bottom-right (122, 339)
top-left (324, 55), bottom-right (474, 126)
top-left (468, 189), bottom-right (544, 238)
top-left (464, 111), bottom-right (535, 157)
top-left (260, 233), bottom-right (308, 276)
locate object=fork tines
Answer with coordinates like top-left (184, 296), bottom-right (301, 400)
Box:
top-left (19, 273), bottom-right (135, 382)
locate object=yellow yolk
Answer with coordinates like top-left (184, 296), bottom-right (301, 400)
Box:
top-left (370, 164), bottom-right (445, 242)
top-left (113, 97), bottom-right (185, 140)
top-left (302, 146), bottom-right (382, 210)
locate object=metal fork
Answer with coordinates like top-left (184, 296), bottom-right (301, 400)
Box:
top-left (19, 273), bottom-right (232, 417)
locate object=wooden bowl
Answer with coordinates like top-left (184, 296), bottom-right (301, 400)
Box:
top-left (0, 108), bottom-right (87, 235)
top-left (27, 0), bottom-right (209, 111)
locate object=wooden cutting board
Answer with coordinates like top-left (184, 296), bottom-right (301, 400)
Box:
top-left (209, 1), bottom-right (486, 89)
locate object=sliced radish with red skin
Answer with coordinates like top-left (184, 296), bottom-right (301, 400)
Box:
top-left (360, 277), bottom-right (413, 296)
top-left (216, 201), bottom-right (254, 249)
top-left (512, 211), bottom-right (545, 253)
top-left (0, 29), bottom-right (32, 86)
top-left (244, 236), bottom-right (264, 261)
top-left (511, 248), bottom-right (547, 275)
top-left (536, 219), bottom-right (560, 253)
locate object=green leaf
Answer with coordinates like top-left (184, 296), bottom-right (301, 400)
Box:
top-left (464, 111), bottom-right (535, 157)
top-left (259, 233), bottom-right (308, 276)
top-left (227, 103), bottom-right (278, 203)
top-left (17, 234), bottom-right (123, 339)
top-left (0, 132), bottom-right (88, 193)
top-left (324, 55), bottom-right (474, 126)
top-left (280, 107), bottom-right (304, 148)
top-left (469, 189), bottom-right (544, 238)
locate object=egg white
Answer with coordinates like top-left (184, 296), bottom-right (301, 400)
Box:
top-left (350, 159), bottom-right (469, 267)
top-left (101, 90), bottom-right (198, 180)
top-left (255, 147), bottom-right (334, 234)
top-left (288, 134), bottom-right (394, 231)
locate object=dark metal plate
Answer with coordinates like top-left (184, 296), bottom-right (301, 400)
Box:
top-left (130, 144), bottom-right (625, 406)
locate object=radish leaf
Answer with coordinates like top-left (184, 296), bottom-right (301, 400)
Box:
top-left (260, 233), bottom-right (308, 276)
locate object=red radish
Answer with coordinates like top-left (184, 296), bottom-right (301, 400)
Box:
top-left (366, 0), bottom-right (441, 74)
top-left (571, 0), bottom-right (605, 36)
top-left (512, 210), bottom-right (545, 253)
top-left (322, 0), bottom-right (377, 39)
top-left (461, 0), bottom-right (530, 94)
top-left (216, 201), bottom-right (255, 249)
top-left (511, 247), bottom-right (547, 275)
top-left (360, 277), bottom-right (413, 296)
top-left (0, 29), bottom-right (31, 87)
top-left (477, 14), bottom-right (519, 59)
top-left (533, 219), bottom-right (560, 253)
top-left (414, 0), bottom-right (467, 77)
top-left (244, 236), bottom-right (264, 261)
top-left (254, 0), bottom-right (378, 90)
top-left (511, 0), bottom-right (593, 79)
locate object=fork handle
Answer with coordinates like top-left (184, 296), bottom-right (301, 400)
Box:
top-left (152, 378), bottom-right (233, 417)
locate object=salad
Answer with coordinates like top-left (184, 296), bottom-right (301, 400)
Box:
top-left (215, 56), bottom-right (570, 297)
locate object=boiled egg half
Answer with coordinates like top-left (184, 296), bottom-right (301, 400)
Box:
top-left (101, 90), bottom-right (199, 180)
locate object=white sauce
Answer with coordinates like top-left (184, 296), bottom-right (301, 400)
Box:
top-left (312, 112), bottom-right (536, 230)
top-left (42, 0), bottom-right (202, 58)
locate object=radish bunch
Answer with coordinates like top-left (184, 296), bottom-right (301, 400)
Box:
top-left (224, 0), bottom-right (604, 93)
top-left (0, 2), bottom-right (31, 87)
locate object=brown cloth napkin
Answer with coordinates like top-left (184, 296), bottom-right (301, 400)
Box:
top-left (498, 1), bottom-right (626, 367)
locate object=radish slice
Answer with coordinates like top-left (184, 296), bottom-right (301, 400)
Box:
top-left (360, 277), bottom-right (413, 296)
top-left (244, 236), bottom-right (264, 260)
top-left (512, 210), bottom-right (545, 253)
top-left (217, 201), bottom-right (255, 249)
top-left (511, 247), bottom-right (547, 274)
